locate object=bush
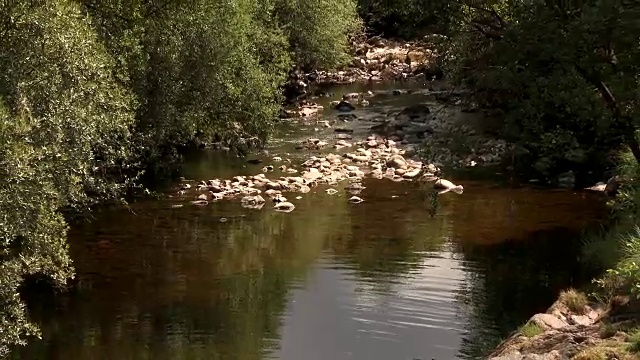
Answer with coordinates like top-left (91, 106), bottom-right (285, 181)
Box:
top-left (627, 328), bottom-right (640, 352)
top-left (0, 1), bottom-right (137, 354)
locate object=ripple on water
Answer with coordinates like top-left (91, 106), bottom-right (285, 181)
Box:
top-left (273, 253), bottom-right (470, 360)
top-left (15, 82), bottom-right (608, 360)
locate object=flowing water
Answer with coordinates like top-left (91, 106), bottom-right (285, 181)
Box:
top-left (15, 81), bottom-right (607, 360)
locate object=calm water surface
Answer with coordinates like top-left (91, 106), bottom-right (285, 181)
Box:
top-left (16, 82), bottom-right (607, 360)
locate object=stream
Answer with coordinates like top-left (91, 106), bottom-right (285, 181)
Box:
top-left (14, 81), bottom-right (607, 360)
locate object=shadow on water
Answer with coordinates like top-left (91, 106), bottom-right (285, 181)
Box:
top-left (14, 176), bottom-right (606, 360)
top-left (14, 82), bottom-right (609, 360)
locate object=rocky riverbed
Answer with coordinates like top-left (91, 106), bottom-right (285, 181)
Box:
top-left (173, 131), bottom-right (463, 211)
top-left (171, 82), bottom-right (514, 212)
top-left (283, 35), bottom-right (444, 103)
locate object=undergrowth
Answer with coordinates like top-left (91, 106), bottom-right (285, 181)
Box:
top-left (587, 150), bottom-right (640, 301)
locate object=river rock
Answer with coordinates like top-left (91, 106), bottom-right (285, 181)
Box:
top-left (342, 92), bottom-right (361, 100)
top-left (403, 168), bottom-right (421, 178)
top-left (568, 315), bottom-right (592, 326)
top-left (530, 314), bottom-right (568, 330)
top-left (334, 100), bottom-right (355, 112)
top-left (299, 104), bottom-right (323, 117)
top-left (337, 113), bottom-right (358, 121)
top-left (490, 351), bottom-right (562, 360)
top-left (396, 104), bottom-right (431, 122)
top-left (404, 122), bottom-right (432, 135)
top-left (584, 182), bottom-right (606, 192)
top-left (274, 201), bottom-right (295, 212)
top-left (605, 175), bottom-right (621, 196)
top-left (386, 154), bottom-right (408, 170)
top-left (557, 171), bottom-right (576, 188)
top-left (348, 196), bottom-right (364, 204)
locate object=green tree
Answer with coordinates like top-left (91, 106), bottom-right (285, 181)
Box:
top-left (273, 0), bottom-right (362, 70)
top-left (0, 0), bottom-right (136, 354)
top-left (0, 0), bottom-right (362, 354)
top-left (440, 0), bottom-right (640, 182)
top-left (358, 0), bottom-right (458, 38)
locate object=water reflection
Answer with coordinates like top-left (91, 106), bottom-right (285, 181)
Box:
top-left (14, 173), bottom-right (605, 360)
top-left (275, 253), bottom-right (467, 360)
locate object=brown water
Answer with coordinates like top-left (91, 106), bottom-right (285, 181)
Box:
top-left (15, 82), bottom-right (606, 360)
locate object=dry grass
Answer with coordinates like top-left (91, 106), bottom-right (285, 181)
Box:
top-left (559, 288), bottom-right (589, 314)
top-left (573, 344), bottom-right (633, 360)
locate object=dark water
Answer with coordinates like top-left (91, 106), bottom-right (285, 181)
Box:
top-left (15, 83), bottom-right (606, 360)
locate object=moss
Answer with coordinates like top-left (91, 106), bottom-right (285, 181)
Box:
top-left (559, 288), bottom-right (589, 314)
top-left (518, 321), bottom-right (544, 338)
top-left (626, 328), bottom-right (640, 352)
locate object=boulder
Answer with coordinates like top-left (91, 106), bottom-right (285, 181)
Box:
top-left (396, 104), bottom-right (431, 123)
top-left (334, 100), bottom-right (356, 112)
top-left (530, 314), bottom-right (568, 330)
top-left (386, 154), bottom-right (408, 170)
top-left (605, 175), bottom-right (621, 196)
top-left (557, 171), bottom-right (576, 189)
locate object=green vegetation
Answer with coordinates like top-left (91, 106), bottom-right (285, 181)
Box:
top-left (0, 0), bottom-right (359, 355)
top-left (441, 1), bottom-right (640, 184)
top-left (357, 0), bottom-right (458, 39)
top-left (586, 152), bottom-right (640, 301)
top-left (3, 0), bottom-right (640, 356)
top-left (357, 1), bottom-right (640, 184)
top-left (627, 328), bottom-right (640, 352)
top-left (518, 321), bottom-right (543, 338)
top-left (600, 322), bottom-right (619, 339)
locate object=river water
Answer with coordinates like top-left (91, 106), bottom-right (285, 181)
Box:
top-left (15, 82), bottom-right (606, 360)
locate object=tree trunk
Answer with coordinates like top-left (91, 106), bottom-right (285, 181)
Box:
top-left (574, 64), bottom-right (640, 163)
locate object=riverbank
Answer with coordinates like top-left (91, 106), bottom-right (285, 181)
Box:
top-left (486, 157), bottom-right (640, 359)
top-left (488, 291), bottom-right (640, 360)
top-left (15, 112), bottom-right (609, 359)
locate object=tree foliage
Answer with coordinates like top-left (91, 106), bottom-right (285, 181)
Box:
top-left (357, 0), bottom-right (459, 38)
top-left (0, 1), bottom-right (135, 354)
top-left (274, 0), bottom-right (362, 69)
top-left (441, 0), bottom-right (640, 182)
top-left (0, 0), bottom-right (359, 354)
top-left (359, 0), bottom-right (640, 182)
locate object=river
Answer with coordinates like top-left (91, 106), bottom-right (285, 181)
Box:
top-left (14, 81), bottom-right (606, 360)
